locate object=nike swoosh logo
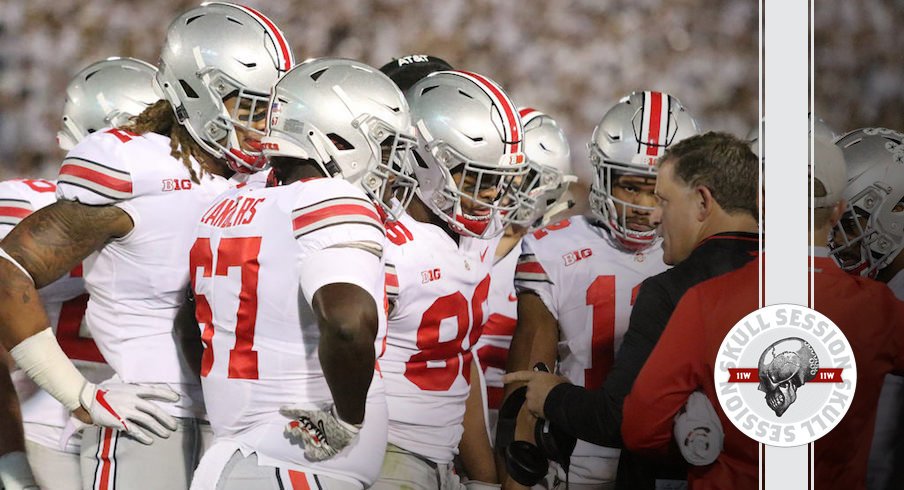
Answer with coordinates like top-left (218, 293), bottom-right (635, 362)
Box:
top-left (95, 389), bottom-right (128, 431)
top-left (480, 247), bottom-right (489, 262)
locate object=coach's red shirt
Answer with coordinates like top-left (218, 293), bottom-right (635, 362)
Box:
top-left (622, 255), bottom-right (904, 490)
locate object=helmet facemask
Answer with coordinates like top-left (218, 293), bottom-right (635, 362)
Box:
top-left (589, 144), bottom-right (659, 250)
top-left (419, 140), bottom-right (528, 238)
top-left (829, 188), bottom-right (904, 277)
top-left (198, 67), bottom-right (272, 173)
top-left (349, 113), bottom-right (418, 220)
top-left (507, 161), bottom-right (576, 229)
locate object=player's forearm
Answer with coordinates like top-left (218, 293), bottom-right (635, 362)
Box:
top-left (505, 293), bottom-right (557, 397)
top-left (318, 319), bottom-right (375, 425)
top-left (0, 260), bottom-right (89, 418)
top-left (460, 360), bottom-right (498, 483)
top-left (0, 259), bottom-right (52, 349)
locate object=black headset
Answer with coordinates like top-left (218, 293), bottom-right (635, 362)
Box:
top-left (495, 365), bottom-right (576, 487)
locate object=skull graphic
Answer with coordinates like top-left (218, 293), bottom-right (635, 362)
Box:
top-left (757, 337), bottom-right (819, 417)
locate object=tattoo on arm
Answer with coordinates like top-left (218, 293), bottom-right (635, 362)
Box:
top-left (0, 200), bottom-right (133, 288)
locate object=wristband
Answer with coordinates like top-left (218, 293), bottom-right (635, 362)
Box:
top-left (9, 328), bottom-right (87, 411)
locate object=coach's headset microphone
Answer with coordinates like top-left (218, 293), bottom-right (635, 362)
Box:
top-left (495, 363), bottom-right (576, 487)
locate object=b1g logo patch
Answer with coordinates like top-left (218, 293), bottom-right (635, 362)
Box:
top-left (714, 304), bottom-right (856, 447)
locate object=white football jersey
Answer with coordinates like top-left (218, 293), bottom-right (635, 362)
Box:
top-left (381, 211), bottom-right (499, 464)
top-left (473, 239), bottom-right (520, 440)
top-left (56, 128), bottom-right (231, 417)
top-left (0, 178), bottom-right (113, 453)
top-left (191, 177), bottom-right (388, 485)
top-left (514, 216), bottom-right (668, 484)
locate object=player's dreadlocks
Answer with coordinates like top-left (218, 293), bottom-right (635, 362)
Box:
top-left (124, 99), bottom-right (210, 184)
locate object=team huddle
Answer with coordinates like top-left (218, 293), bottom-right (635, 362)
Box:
top-left (0, 2), bottom-right (900, 490)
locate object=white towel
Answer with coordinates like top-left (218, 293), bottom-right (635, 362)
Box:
top-left (673, 391), bottom-right (724, 466)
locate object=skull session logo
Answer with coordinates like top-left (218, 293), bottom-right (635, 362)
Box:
top-left (714, 304), bottom-right (857, 447)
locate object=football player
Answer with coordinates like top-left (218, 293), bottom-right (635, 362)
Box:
top-left (505, 92), bottom-right (699, 488)
top-left (188, 57), bottom-right (414, 490)
top-left (472, 107), bottom-right (576, 442)
top-left (0, 56), bottom-right (158, 490)
top-left (0, 3), bottom-right (293, 489)
top-left (829, 128), bottom-right (904, 490)
top-left (370, 71), bottom-right (527, 490)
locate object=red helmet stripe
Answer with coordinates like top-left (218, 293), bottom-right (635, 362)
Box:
top-left (457, 71), bottom-right (522, 154)
top-left (237, 4), bottom-right (293, 72)
top-left (518, 107), bottom-right (544, 126)
top-left (644, 91), bottom-right (664, 159)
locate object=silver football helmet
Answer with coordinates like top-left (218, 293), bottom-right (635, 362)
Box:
top-left (263, 58), bottom-right (417, 219)
top-left (407, 71), bottom-right (529, 239)
top-left (589, 91), bottom-right (700, 249)
top-left (156, 2), bottom-right (294, 174)
top-left (508, 108), bottom-right (577, 229)
top-left (829, 127), bottom-right (904, 277)
top-left (57, 57), bottom-right (159, 151)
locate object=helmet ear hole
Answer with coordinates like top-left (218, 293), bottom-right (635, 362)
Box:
top-left (179, 80), bottom-right (199, 99)
top-left (327, 133), bottom-right (355, 151)
top-left (412, 150), bottom-right (430, 170)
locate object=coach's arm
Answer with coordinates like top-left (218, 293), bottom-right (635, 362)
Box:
top-left (504, 278), bottom-right (674, 447)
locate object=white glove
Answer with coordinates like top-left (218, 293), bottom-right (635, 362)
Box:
top-left (279, 405), bottom-right (361, 462)
top-left (0, 451), bottom-right (39, 490)
top-left (674, 391), bottom-right (724, 466)
top-left (78, 382), bottom-right (180, 445)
